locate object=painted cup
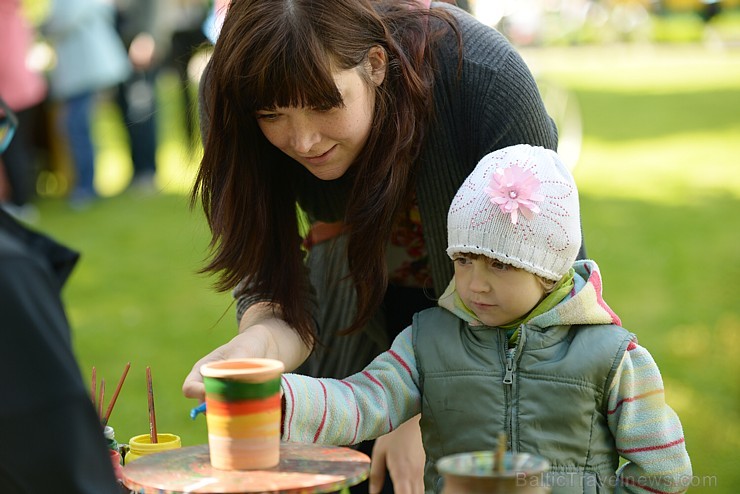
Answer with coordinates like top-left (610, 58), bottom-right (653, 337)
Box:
top-left (437, 450), bottom-right (551, 494)
top-left (200, 358), bottom-right (285, 470)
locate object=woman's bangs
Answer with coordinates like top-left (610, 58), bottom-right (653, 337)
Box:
top-left (249, 37), bottom-right (344, 111)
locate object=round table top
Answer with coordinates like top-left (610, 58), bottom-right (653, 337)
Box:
top-left (121, 443), bottom-right (370, 494)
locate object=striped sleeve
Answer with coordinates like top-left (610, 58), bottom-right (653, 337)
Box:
top-left (281, 326), bottom-right (421, 445)
top-left (607, 341), bottom-right (692, 494)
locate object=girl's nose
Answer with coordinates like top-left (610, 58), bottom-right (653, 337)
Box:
top-left (468, 266), bottom-right (490, 293)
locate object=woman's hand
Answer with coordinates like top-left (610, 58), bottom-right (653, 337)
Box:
top-left (369, 414), bottom-right (425, 494)
top-left (182, 304), bottom-right (312, 400)
top-left (182, 327), bottom-right (271, 400)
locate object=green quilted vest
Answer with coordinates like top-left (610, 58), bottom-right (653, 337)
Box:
top-left (413, 307), bottom-right (633, 494)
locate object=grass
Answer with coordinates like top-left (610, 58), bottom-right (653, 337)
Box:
top-left (523, 44), bottom-right (740, 491)
top-left (28, 44), bottom-right (739, 492)
top-left (31, 71), bottom-right (233, 452)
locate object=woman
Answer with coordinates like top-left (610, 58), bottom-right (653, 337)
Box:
top-left (183, 1), bottom-right (558, 492)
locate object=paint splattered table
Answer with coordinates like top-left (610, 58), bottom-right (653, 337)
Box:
top-left (121, 442), bottom-right (370, 493)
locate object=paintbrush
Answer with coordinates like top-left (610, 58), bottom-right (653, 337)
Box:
top-left (495, 431), bottom-right (507, 473)
top-left (102, 362), bottom-right (131, 425)
top-left (91, 366), bottom-right (97, 409)
top-left (146, 366), bottom-right (158, 443)
top-left (97, 378), bottom-right (105, 419)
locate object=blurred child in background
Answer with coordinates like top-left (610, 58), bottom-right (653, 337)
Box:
top-left (42, 0), bottom-right (131, 209)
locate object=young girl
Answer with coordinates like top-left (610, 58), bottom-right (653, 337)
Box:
top-left (280, 144), bottom-right (692, 494)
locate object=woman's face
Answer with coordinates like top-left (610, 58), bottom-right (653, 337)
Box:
top-left (255, 50), bottom-right (386, 181)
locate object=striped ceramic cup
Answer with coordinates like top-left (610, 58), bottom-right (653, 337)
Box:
top-left (200, 358), bottom-right (284, 470)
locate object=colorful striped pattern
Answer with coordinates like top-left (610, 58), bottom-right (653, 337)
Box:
top-left (607, 343), bottom-right (691, 493)
top-left (204, 375), bottom-right (282, 470)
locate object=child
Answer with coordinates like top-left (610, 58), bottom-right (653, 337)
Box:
top-left (280, 144), bottom-right (692, 493)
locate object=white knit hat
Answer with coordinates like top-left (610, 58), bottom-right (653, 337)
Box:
top-left (447, 144), bottom-right (581, 281)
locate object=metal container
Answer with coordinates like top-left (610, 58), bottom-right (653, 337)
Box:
top-left (437, 450), bottom-right (551, 494)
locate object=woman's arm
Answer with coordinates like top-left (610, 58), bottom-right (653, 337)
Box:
top-left (182, 302), bottom-right (313, 400)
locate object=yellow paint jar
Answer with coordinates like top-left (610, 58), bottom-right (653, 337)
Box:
top-left (124, 433), bottom-right (181, 464)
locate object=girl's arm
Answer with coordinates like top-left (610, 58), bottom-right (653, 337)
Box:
top-left (607, 340), bottom-right (692, 493)
top-left (281, 327), bottom-right (421, 445)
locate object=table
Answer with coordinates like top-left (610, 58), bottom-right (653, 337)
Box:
top-left (121, 442), bottom-right (370, 494)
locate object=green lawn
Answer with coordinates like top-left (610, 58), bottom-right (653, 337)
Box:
top-left (30, 44), bottom-right (739, 492)
top-left (524, 45), bottom-right (740, 491)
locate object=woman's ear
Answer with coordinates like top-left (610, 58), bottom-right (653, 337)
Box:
top-left (367, 46), bottom-right (387, 86)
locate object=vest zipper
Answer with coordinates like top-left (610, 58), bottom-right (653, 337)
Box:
top-left (502, 326), bottom-right (525, 454)
top-left (503, 354), bottom-right (514, 384)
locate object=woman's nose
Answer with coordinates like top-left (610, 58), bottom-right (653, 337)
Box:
top-left (288, 119), bottom-right (321, 154)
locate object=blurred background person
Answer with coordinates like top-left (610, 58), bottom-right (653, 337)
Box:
top-left (42, 0), bottom-right (131, 209)
top-left (0, 94), bottom-right (121, 494)
top-left (166, 0), bottom-right (209, 147)
top-left (0, 0), bottom-right (48, 222)
top-left (201, 0), bottom-right (230, 44)
top-left (114, 0), bottom-right (171, 192)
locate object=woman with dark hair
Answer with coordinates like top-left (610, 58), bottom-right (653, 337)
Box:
top-left (183, 1), bottom-right (558, 492)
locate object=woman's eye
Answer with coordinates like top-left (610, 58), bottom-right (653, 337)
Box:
top-left (255, 112), bottom-right (278, 121)
top-left (311, 106), bottom-right (336, 114)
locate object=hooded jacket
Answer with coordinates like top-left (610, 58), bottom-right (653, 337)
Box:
top-left (282, 260), bottom-right (691, 493)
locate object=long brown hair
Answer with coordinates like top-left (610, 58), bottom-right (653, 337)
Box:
top-left (193, 0), bottom-right (458, 343)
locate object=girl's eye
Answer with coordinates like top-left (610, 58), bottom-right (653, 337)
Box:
top-left (454, 257), bottom-right (471, 266)
top-left (489, 260), bottom-right (509, 271)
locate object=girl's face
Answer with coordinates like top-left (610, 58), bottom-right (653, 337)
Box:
top-left (255, 50), bottom-right (386, 181)
top-left (453, 254), bottom-right (546, 327)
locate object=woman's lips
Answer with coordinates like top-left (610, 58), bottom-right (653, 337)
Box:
top-left (304, 145), bottom-right (336, 165)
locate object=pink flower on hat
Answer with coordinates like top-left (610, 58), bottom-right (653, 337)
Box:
top-left (485, 165), bottom-right (544, 224)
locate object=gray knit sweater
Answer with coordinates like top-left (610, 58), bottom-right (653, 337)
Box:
top-left (289, 4), bottom-right (558, 297)
top-left (414, 4), bottom-right (558, 295)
